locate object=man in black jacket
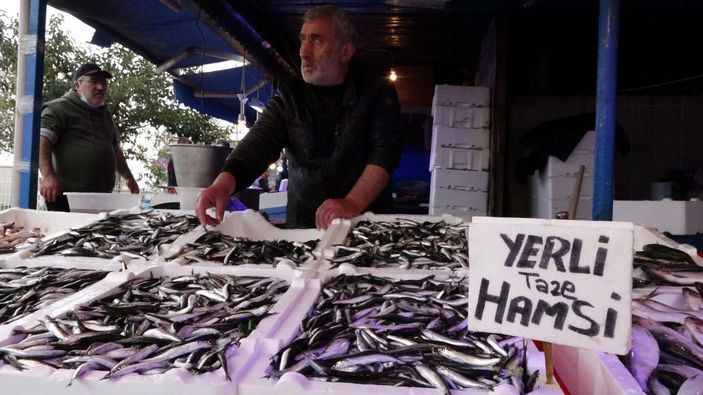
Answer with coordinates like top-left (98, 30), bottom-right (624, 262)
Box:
top-left (196, 5), bottom-right (402, 229)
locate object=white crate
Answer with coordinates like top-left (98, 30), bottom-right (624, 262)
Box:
top-left (431, 167), bottom-right (489, 192)
top-left (431, 125), bottom-right (490, 151)
top-left (432, 84), bottom-right (491, 107)
top-left (430, 145), bottom-right (490, 171)
top-left (553, 344), bottom-right (642, 395)
top-left (530, 173), bottom-right (594, 201)
top-left (530, 196), bottom-right (592, 220)
top-left (0, 265), bottom-right (311, 394)
top-left (164, 209), bottom-right (324, 269)
top-left (432, 105), bottom-right (491, 129)
top-left (430, 187), bottom-right (488, 211)
top-left (574, 130), bottom-right (595, 151)
top-left (65, 192), bottom-right (178, 213)
top-left (543, 152), bottom-right (594, 178)
top-left (428, 205), bottom-right (487, 218)
top-left (0, 208), bottom-right (99, 238)
top-left (319, 213), bottom-right (470, 273)
top-left (236, 271), bottom-right (558, 395)
top-left (613, 199), bottom-right (703, 234)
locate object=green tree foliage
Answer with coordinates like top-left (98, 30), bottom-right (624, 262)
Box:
top-left (1, 12), bottom-right (232, 187)
top-left (0, 11), bottom-right (18, 153)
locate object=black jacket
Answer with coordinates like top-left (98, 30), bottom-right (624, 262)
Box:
top-left (222, 66), bottom-right (403, 228)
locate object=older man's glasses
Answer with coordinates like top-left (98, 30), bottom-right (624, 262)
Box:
top-left (78, 77), bottom-right (109, 86)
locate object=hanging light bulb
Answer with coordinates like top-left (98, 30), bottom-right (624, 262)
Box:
top-left (389, 68), bottom-right (398, 82)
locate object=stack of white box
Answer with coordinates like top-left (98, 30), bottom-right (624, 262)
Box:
top-left (428, 85), bottom-right (491, 218)
top-left (530, 131), bottom-right (595, 220)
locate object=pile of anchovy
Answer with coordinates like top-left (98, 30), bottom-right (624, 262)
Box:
top-left (632, 243), bottom-right (703, 288)
top-left (0, 222), bottom-right (43, 253)
top-left (30, 211), bottom-right (199, 259)
top-left (623, 243), bottom-right (703, 393)
top-left (0, 266), bottom-right (108, 325)
top-left (330, 219), bottom-right (469, 269)
top-left (0, 273), bottom-right (288, 383)
top-left (268, 274), bottom-right (538, 394)
top-left (174, 231), bottom-right (318, 266)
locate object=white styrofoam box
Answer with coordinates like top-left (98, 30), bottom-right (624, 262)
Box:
top-left (0, 265), bottom-right (311, 393)
top-left (237, 271), bottom-right (559, 395)
top-left (7, 245), bottom-right (138, 272)
top-left (174, 187), bottom-right (203, 210)
top-left (0, 267), bottom-right (125, 345)
top-left (318, 212), bottom-right (470, 273)
top-left (552, 344), bottom-right (642, 395)
top-left (0, 207), bottom-right (98, 240)
top-left (530, 173), bottom-right (594, 201)
top-left (428, 205), bottom-right (487, 219)
top-left (259, 191), bottom-right (287, 210)
top-left (432, 125), bottom-right (490, 150)
top-left (431, 167), bottom-right (490, 192)
top-left (543, 152), bottom-right (594, 178)
top-left (614, 199), bottom-right (703, 235)
top-left (430, 187), bottom-right (488, 211)
top-left (430, 145), bottom-right (490, 171)
top-left (239, 346), bottom-right (557, 395)
top-left (574, 130), bottom-right (595, 152)
top-left (432, 84), bottom-right (491, 107)
top-left (259, 191), bottom-right (288, 222)
top-left (530, 197), bottom-right (593, 220)
top-left (164, 209), bottom-right (324, 269)
top-left (432, 105), bottom-right (491, 129)
top-left (65, 192), bottom-right (178, 213)
top-left (632, 224), bottom-right (702, 265)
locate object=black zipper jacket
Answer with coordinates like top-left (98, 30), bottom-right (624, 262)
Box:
top-left (222, 66), bottom-right (403, 228)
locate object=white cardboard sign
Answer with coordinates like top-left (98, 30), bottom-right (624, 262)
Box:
top-left (468, 217), bottom-right (633, 355)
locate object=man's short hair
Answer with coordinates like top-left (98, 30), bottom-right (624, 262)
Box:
top-left (304, 5), bottom-right (358, 48)
top-left (73, 63), bottom-right (113, 82)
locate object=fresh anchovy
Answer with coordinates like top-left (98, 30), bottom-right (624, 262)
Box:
top-left (170, 230), bottom-right (318, 267)
top-left (684, 317), bottom-right (703, 348)
top-left (0, 222), bottom-right (42, 252)
top-left (644, 267), bottom-right (703, 286)
top-left (30, 211), bottom-right (199, 259)
top-left (2, 273), bottom-right (288, 384)
top-left (677, 374), bottom-right (703, 395)
top-left (635, 316), bottom-right (703, 368)
top-left (622, 325), bottom-right (659, 391)
top-left (0, 267), bottom-right (108, 325)
top-left (269, 274), bottom-right (535, 392)
top-left (684, 287), bottom-right (703, 311)
top-left (330, 219), bottom-right (469, 269)
top-left (435, 365), bottom-right (492, 390)
top-left (415, 363), bottom-right (450, 395)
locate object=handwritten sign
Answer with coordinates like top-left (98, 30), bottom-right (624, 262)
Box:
top-left (467, 217), bottom-right (633, 355)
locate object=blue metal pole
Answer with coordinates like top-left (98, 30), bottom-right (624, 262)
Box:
top-left (593, 0), bottom-right (620, 221)
top-left (12, 0), bottom-right (46, 209)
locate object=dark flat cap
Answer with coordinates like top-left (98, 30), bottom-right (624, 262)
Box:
top-left (73, 63), bottom-right (113, 81)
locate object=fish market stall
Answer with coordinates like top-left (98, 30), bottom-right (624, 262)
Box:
top-left (5, 206), bottom-right (703, 394)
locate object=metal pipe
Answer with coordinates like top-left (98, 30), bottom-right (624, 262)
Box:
top-left (12, 0), bottom-right (46, 209)
top-left (592, 0), bottom-right (620, 221)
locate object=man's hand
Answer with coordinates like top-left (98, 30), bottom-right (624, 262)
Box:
top-left (39, 174), bottom-right (61, 203)
top-left (195, 172), bottom-right (236, 228)
top-left (315, 197), bottom-right (363, 230)
top-left (126, 177), bottom-right (140, 194)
